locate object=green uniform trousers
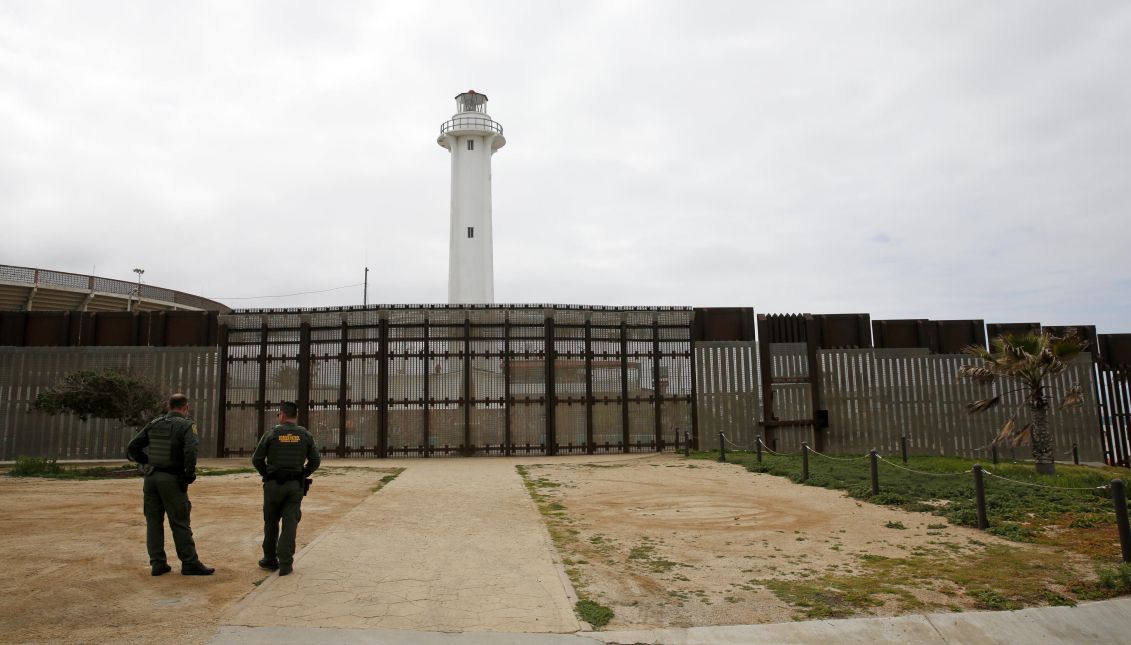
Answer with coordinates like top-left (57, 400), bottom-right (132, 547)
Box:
top-left (262, 480), bottom-right (304, 565)
top-left (143, 472), bottom-right (201, 567)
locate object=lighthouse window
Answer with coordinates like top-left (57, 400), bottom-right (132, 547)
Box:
top-left (467, 227), bottom-right (474, 238)
top-left (467, 139), bottom-right (474, 150)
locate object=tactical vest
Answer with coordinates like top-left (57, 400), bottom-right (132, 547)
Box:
top-left (267, 424), bottom-right (309, 471)
top-left (148, 416), bottom-right (184, 468)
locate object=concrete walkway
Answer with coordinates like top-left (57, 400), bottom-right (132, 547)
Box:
top-left (223, 458), bottom-right (581, 633)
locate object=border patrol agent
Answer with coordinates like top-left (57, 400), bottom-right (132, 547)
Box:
top-left (252, 401), bottom-right (321, 576)
top-left (127, 393), bottom-right (214, 576)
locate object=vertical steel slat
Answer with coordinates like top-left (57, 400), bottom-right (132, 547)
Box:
top-left (544, 316), bottom-right (557, 456)
top-left (620, 320), bottom-right (630, 452)
top-left (423, 317), bottom-right (431, 457)
top-left (217, 324), bottom-right (229, 456)
top-left (297, 320), bottom-right (311, 429)
top-left (378, 317), bottom-right (389, 458)
top-left (585, 318), bottom-right (594, 454)
top-left (504, 318), bottom-right (513, 456)
top-left (338, 319), bottom-right (349, 457)
top-left (256, 321), bottom-right (268, 440)
top-left (463, 317), bottom-right (472, 455)
top-left (652, 319), bottom-right (663, 451)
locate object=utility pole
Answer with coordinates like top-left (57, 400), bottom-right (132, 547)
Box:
top-left (363, 267), bottom-right (369, 306)
top-left (131, 268), bottom-right (144, 312)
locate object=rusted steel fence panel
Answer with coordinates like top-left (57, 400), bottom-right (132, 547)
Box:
top-left (0, 346), bottom-right (218, 461)
top-left (216, 305), bottom-right (694, 458)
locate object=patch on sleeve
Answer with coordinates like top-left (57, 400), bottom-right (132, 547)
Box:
top-left (279, 434), bottom-right (301, 443)
top-left (191, 424), bottom-right (198, 435)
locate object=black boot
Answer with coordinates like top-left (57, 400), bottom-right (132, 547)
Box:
top-left (258, 558), bottom-right (279, 570)
top-left (151, 563), bottom-right (172, 577)
top-left (278, 563), bottom-right (293, 576)
top-left (181, 562), bottom-right (215, 576)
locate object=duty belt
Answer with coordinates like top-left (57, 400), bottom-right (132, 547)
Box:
top-left (269, 470), bottom-right (305, 483)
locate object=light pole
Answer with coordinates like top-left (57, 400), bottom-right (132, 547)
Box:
top-left (131, 268), bottom-right (144, 312)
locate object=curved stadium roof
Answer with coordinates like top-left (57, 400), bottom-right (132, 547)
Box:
top-left (0, 264), bottom-right (228, 312)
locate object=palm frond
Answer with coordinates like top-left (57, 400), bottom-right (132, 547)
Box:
top-left (1059, 384), bottom-right (1085, 409)
top-left (958, 364), bottom-right (997, 385)
top-left (966, 397), bottom-right (1000, 414)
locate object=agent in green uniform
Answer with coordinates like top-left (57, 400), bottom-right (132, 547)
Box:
top-left (252, 401), bottom-right (320, 576)
top-left (127, 393), bottom-right (214, 576)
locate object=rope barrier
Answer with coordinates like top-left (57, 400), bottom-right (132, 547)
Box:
top-left (982, 468), bottom-right (1108, 492)
top-left (875, 455), bottom-right (971, 477)
top-left (807, 447), bottom-right (872, 462)
top-left (756, 438), bottom-right (788, 456)
top-left (721, 434), bottom-right (750, 450)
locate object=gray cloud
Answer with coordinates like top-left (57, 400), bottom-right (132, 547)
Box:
top-left (1, 1), bottom-right (1129, 332)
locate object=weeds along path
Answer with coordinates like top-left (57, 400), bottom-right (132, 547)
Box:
top-left (521, 453), bottom-right (1101, 631)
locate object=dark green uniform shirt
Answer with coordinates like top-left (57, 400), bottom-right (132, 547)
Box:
top-left (251, 423), bottom-right (321, 478)
top-left (127, 411), bottom-right (199, 477)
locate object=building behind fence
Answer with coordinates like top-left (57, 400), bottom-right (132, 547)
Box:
top-left (0, 307), bottom-right (1129, 465)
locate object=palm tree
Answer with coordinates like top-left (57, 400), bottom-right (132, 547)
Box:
top-left (959, 330), bottom-right (1088, 475)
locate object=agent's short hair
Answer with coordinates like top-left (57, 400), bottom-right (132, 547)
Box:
top-left (169, 393), bottom-right (189, 410)
top-left (279, 401), bottom-right (298, 419)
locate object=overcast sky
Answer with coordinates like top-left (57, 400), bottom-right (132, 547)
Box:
top-left (2, 1), bottom-right (1129, 332)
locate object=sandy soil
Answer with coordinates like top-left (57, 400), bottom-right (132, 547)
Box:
top-left (0, 461), bottom-right (391, 645)
top-left (525, 454), bottom-right (1061, 630)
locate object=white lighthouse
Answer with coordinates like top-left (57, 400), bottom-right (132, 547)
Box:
top-left (438, 90), bottom-right (505, 304)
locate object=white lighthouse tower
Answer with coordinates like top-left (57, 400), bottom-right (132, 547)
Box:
top-left (438, 90), bottom-right (505, 304)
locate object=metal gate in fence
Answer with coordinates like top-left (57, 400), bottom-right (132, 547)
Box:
top-left (217, 305), bottom-right (695, 458)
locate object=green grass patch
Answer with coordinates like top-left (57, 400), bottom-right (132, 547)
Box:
top-left (7, 457), bottom-right (261, 480)
top-left (692, 451), bottom-right (1121, 548)
top-left (575, 598), bottom-right (614, 628)
top-left (8, 457), bottom-right (140, 479)
top-left (369, 468), bottom-right (405, 492)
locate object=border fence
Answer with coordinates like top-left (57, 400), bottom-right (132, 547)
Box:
top-left (0, 346), bottom-right (220, 460)
top-left (218, 306), bottom-right (694, 458)
top-left (0, 306), bottom-right (1129, 466)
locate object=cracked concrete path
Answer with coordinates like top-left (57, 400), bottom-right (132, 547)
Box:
top-left (223, 458), bottom-right (582, 633)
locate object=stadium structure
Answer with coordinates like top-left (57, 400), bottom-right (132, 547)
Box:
top-left (0, 264), bottom-right (228, 313)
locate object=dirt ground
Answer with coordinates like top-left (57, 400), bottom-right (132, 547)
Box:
top-left (524, 454), bottom-right (1091, 630)
top-left (0, 461), bottom-right (393, 645)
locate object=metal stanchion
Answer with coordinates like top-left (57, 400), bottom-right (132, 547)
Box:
top-left (719, 432), bottom-right (726, 463)
top-left (1073, 443), bottom-right (1080, 466)
top-left (1112, 479), bottom-right (1131, 563)
top-left (973, 464), bottom-right (989, 530)
top-left (869, 450), bottom-right (879, 496)
top-left (900, 435), bottom-right (909, 464)
top-left (802, 442), bottom-right (810, 481)
top-left (756, 435), bottom-right (763, 463)
top-left (991, 445), bottom-right (999, 465)
top-left (684, 430), bottom-right (690, 458)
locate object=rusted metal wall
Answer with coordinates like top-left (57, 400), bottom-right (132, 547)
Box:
top-left (218, 306), bottom-right (695, 458)
top-left (695, 342), bottom-right (1106, 462)
top-left (0, 346), bottom-right (220, 461)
